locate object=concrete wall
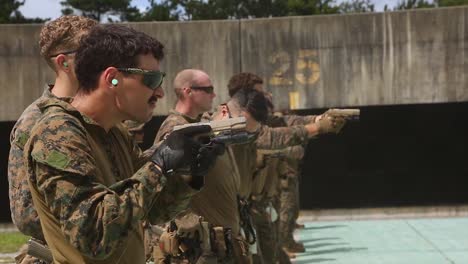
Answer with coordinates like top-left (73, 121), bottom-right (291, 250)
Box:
top-left (240, 7), bottom-right (468, 110)
top-left (0, 7), bottom-right (467, 121)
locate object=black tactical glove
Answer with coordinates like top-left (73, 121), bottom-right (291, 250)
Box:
top-left (151, 125), bottom-right (223, 189)
top-left (189, 142), bottom-right (226, 189)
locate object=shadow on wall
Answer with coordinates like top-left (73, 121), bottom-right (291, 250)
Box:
top-left (298, 102), bottom-right (468, 209)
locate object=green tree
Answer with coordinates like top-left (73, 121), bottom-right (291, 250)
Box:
top-left (133, 0), bottom-right (179, 21)
top-left (176, 0), bottom-right (241, 20)
top-left (0, 0), bottom-right (47, 23)
top-left (60, 0), bottom-right (137, 22)
top-left (339, 0), bottom-right (374, 13)
top-left (435, 0), bottom-right (468, 6)
top-left (394, 0), bottom-right (435, 10)
top-left (174, 0), bottom-right (338, 20)
top-left (286, 0), bottom-right (340, 16)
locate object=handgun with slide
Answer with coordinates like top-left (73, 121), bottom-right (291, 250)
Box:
top-left (173, 117), bottom-right (255, 146)
top-left (326, 109), bottom-right (360, 121)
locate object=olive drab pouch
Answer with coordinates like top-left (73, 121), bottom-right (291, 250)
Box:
top-left (158, 231), bottom-right (179, 256)
top-left (212, 226), bottom-right (231, 259)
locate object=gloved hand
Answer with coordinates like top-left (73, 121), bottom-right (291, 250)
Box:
top-left (151, 125), bottom-right (211, 174)
top-left (190, 142), bottom-right (225, 189)
top-left (316, 111), bottom-right (346, 134)
top-left (151, 125), bottom-right (224, 189)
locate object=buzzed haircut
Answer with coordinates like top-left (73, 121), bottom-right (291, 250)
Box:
top-left (227, 72), bottom-right (263, 97)
top-left (39, 15), bottom-right (98, 70)
top-left (173, 69), bottom-right (208, 98)
top-left (75, 24), bottom-right (165, 93)
top-left (173, 69), bottom-right (195, 99)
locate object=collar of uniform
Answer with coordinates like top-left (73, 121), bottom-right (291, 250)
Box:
top-left (36, 97), bottom-right (102, 128)
top-left (169, 109), bottom-right (201, 123)
top-left (42, 84), bottom-right (74, 103)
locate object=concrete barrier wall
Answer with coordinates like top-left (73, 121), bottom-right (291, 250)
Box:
top-left (130, 20), bottom-right (241, 115)
top-left (0, 7), bottom-right (466, 121)
top-left (241, 7), bottom-right (468, 110)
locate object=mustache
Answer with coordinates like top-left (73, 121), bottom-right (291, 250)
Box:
top-left (148, 96), bottom-right (158, 103)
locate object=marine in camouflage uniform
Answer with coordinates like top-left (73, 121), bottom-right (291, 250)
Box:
top-left (8, 15), bottom-right (98, 264)
top-left (25, 97), bottom-right (197, 263)
top-left (275, 114), bottom-right (316, 254)
top-left (151, 69), bottom-right (247, 264)
top-left (23, 24), bottom-right (221, 264)
top-left (154, 110), bottom-right (244, 264)
top-left (250, 114), bottom-right (318, 264)
top-left (8, 15), bottom-right (98, 242)
top-left (9, 86), bottom-right (64, 241)
top-left (224, 98), bottom-right (327, 264)
top-left (226, 72), bottom-right (348, 262)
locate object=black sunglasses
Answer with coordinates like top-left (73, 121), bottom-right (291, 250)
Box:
top-left (49, 50), bottom-right (77, 58)
top-left (117, 68), bottom-right (166, 90)
top-left (191, 85), bottom-right (214, 94)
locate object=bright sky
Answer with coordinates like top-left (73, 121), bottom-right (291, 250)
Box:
top-left (19, 0), bottom-right (400, 20)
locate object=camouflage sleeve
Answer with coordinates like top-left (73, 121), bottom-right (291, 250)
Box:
top-left (283, 114), bottom-right (317, 126)
top-left (255, 125), bottom-right (309, 150)
top-left (8, 107), bottom-right (44, 240)
top-left (283, 145), bottom-right (305, 160)
top-left (27, 113), bottom-right (196, 259)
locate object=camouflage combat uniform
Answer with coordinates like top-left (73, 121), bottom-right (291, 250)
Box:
top-left (275, 114), bottom-right (316, 251)
top-left (8, 85), bottom-right (61, 240)
top-left (248, 113), bottom-right (316, 263)
top-left (277, 146), bottom-right (304, 250)
top-left (8, 86), bottom-right (67, 264)
top-left (218, 100), bottom-right (308, 263)
top-left (153, 110), bottom-right (245, 264)
top-left (24, 98), bottom-right (197, 264)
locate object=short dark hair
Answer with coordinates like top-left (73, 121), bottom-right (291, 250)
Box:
top-left (232, 88), bottom-right (268, 123)
top-left (227, 72), bottom-right (263, 97)
top-left (75, 24), bottom-right (165, 93)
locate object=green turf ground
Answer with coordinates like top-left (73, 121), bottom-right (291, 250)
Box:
top-left (0, 232), bottom-right (28, 253)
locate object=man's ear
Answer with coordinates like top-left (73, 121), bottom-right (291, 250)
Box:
top-left (54, 55), bottom-right (70, 72)
top-left (183, 87), bottom-right (192, 95)
top-left (103, 67), bottom-right (120, 88)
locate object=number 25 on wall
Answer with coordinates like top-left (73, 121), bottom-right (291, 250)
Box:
top-left (269, 49), bottom-right (320, 86)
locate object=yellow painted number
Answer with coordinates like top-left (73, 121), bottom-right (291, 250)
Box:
top-left (269, 49), bottom-right (320, 86)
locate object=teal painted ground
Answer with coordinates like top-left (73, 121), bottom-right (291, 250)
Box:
top-left (294, 217), bottom-right (468, 264)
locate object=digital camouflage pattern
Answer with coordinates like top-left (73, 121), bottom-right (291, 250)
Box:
top-left (249, 113), bottom-right (315, 263)
top-left (8, 86), bottom-right (66, 240)
top-left (278, 146), bottom-right (304, 248)
top-left (250, 196), bottom-right (278, 264)
top-left (24, 98), bottom-right (197, 263)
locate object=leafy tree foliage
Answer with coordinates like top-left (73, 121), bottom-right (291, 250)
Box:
top-left (435, 0), bottom-right (468, 7)
top-left (0, 0), bottom-right (47, 23)
top-left (339, 0), bottom-right (375, 13)
top-left (135, 0), bottom-right (179, 21)
top-left (60, 0), bottom-right (136, 22)
top-left (286, 0), bottom-right (340, 16)
top-left (394, 0), bottom-right (435, 10)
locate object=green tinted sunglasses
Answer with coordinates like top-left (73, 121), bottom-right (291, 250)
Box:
top-left (117, 68), bottom-right (166, 90)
